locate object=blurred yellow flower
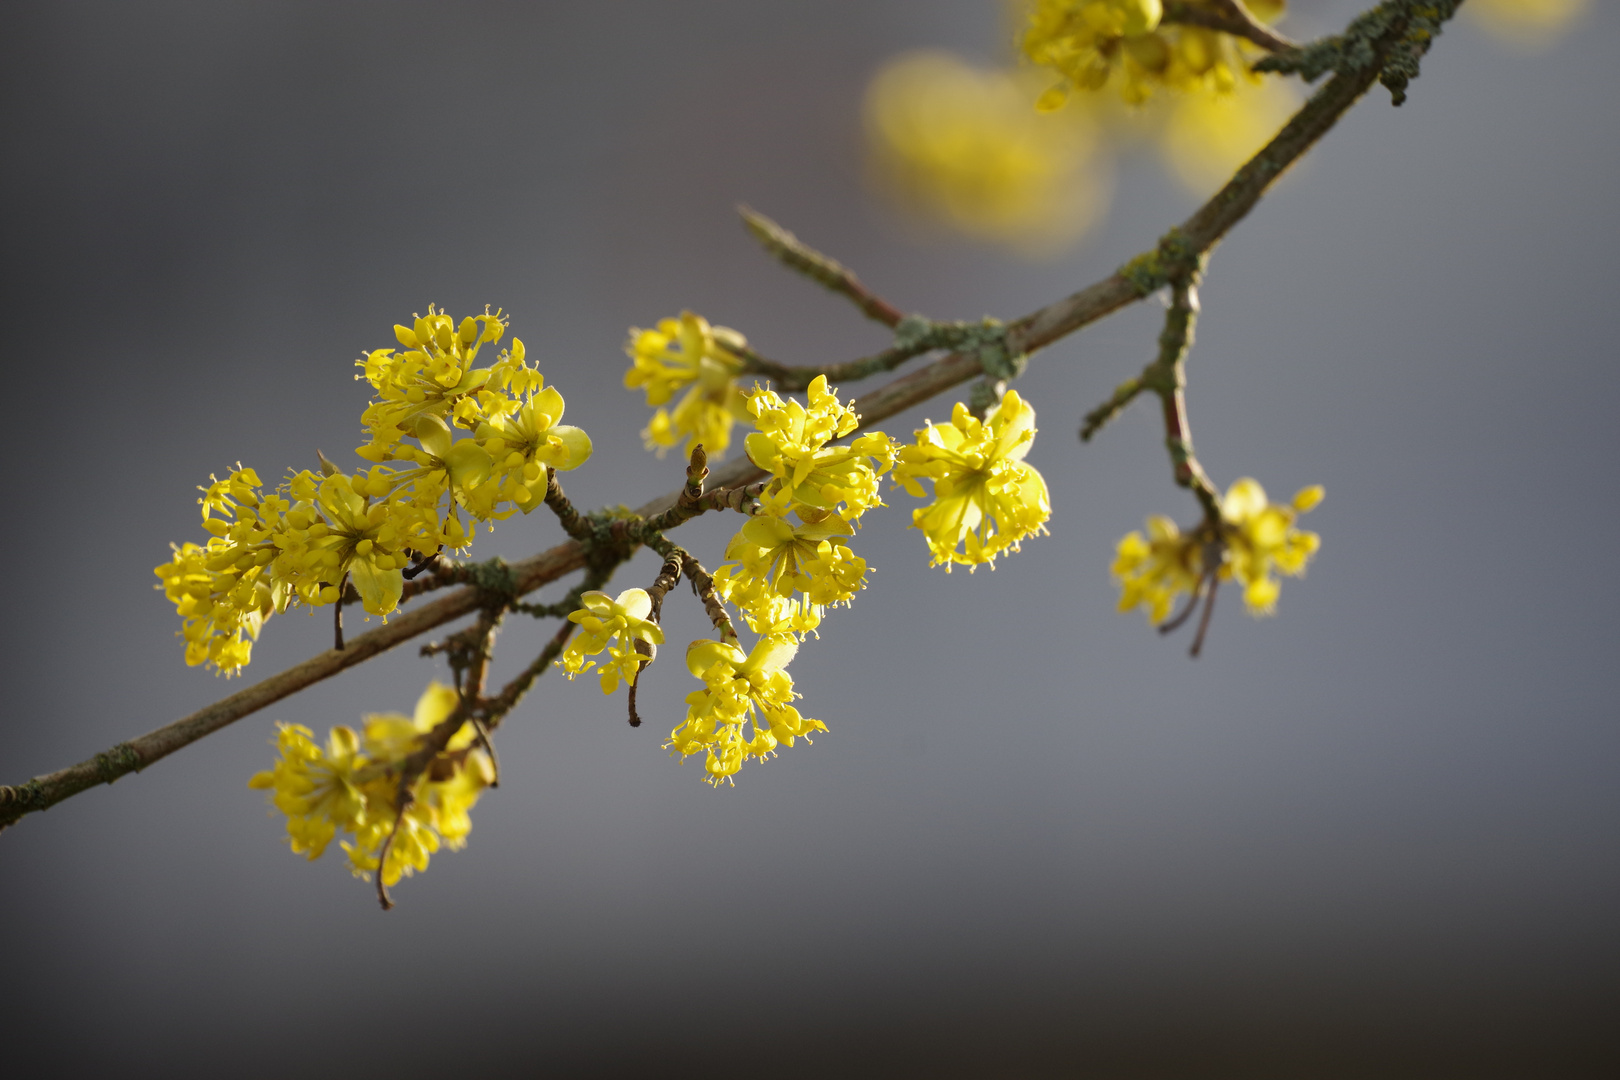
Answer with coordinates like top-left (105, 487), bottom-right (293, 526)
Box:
top-left (864, 50), bottom-right (1109, 255)
top-left (1468, 0), bottom-right (1587, 46)
top-left (1022, 0), bottom-right (1289, 108)
top-left (249, 682), bottom-right (494, 889)
top-left (624, 311), bottom-right (750, 459)
top-left (1158, 72), bottom-right (1301, 195)
top-left (1112, 478), bottom-right (1322, 624)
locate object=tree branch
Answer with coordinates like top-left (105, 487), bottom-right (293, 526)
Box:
top-left (1161, 0), bottom-right (1297, 53)
top-left (0, 2), bottom-right (1435, 832)
top-left (738, 206), bottom-right (906, 328)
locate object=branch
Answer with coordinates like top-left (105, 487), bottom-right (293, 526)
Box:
top-left (1161, 0), bottom-right (1297, 53)
top-left (1151, 280), bottom-right (1222, 521)
top-left (478, 614), bottom-right (581, 734)
top-left (738, 206), bottom-right (905, 328)
top-left (733, 340), bottom-right (932, 393)
top-left (679, 554), bottom-right (739, 645)
top-left (628, 546), bottom-right (685, 728)
top-left (543, 467), bottom-right (595, 543)
top-left (0, 2), bottom-right (1436, 832)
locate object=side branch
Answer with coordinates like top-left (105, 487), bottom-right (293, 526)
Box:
top-left (1151, 281), bottom-right (1222, 521)
top-left (628, 547), bottom-right (685, 728)
top-left (1162, 0), bottom-right (1297, 53)
top-left (543, 467), bottom-right (595, 543)
top-left (734, 340), bottom-right (932, 393)
top-left (739, 206), bottom-right (905, 328)
top-left (679, 554), bottom-right (739, 645)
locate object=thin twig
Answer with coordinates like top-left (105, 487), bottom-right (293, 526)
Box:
top-left (543, 467), bottom-right (595, 542)
top-left (1158, 571), bottom-right (1212, 636)
top-left (627, 546), bottom-right (685, 728)
top-left (1151, 279), bottom-right (1224, 522)
top-left (680, 554), bottom-right (739, 645)
top-left (469, 715), bottom-right (500, 787)
top-left (733, 340), bottom-right (934, 393)
top-left (479, 619), bottom-right (580, 733)
top-left (1079, 375), bottom-right (1145, 442)
top-left (739, 206), bottom-right (905, 328)
top-left (374, 786), bottom-right (410, 911)
top-left (333, 572), bottom-right (347, 650)
top-left (1190, 576), bottom-right (1221, 658)
top-left (1161, 0), bottom-right (1297, 53)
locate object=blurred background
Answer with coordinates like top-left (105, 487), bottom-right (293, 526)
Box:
top-left (3, 2), bottom-right (1618, 1076)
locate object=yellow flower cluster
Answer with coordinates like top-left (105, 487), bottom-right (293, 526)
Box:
top-left (713, 375), bottom-right (896, 636)
top-left (894, 391), bottom-right (1051, 571)
top-left (1113, 476), bottom-right (1322, 621)
top-left (248, 683), bottom-right (493, 888)
top-left (155, 307), bottom-right (592, 674)
top-left (1023, 0), bottom-right (1288, 108)
top-left (666, 376), bottom-right (893, 784)
top-left (667, 637), bottom-right (825, 787)
top-left (713, 514), bottom-right (869, 637)
top-left (863, 50), bottom-right (1108, 254)
top-left (154, 467), bottom-right (281, 672)
top-left (560, 588), bottom-right (665, 694)
top-left (624, 311), bottom-right (751, 459)
top-left (1111, 514), bottom-right (1205, 623)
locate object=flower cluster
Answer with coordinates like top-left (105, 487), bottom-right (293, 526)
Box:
top-left (666, 637), bottom-right (825, 787)
top-left (713, 375), bottom-right (896, 636)
top-left (743, 375), bottom-right (897, 521)
top-left (1221, 478), bottom-right (1322, 613)
top-left (248, 683), bottom-right (493, 888)
top-left (863, 50), bottom-right (1108, 253)
top-left (560, 588), bottom-right (666, 694)
top-left (1113, 477), bottom-right (1322, 621)
top-left (624, 311), bottom-right (751, 459)
top-left (894, 391), bottom-right (1051, 571)
top-left (1023, 0), bottom-right (1288, 109)
top-left (155, 307), bottom-right (592, 674)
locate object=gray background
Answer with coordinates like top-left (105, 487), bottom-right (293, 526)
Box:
top-left (3, 2), bottom-right (1617, 1076)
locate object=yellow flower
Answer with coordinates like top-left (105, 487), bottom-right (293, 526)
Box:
top-left (560, 588), bottom-right (666, 693)
top-left (249, 722), bottom-right (368, 860)
top-left (863, 50), bottom-right (1109, 255)
top-left (1220, 477), bottom-right (1322, 614)
top-left (474, 381), bottom-right (593, 514)
top-left (893, 391), bottom-right (1051, 571)
top-left (1111, 477), bottom-right (1322, 623)
top-left (1023, 0), bottom-right (1287, 108)
top-left (744, 375), bottom-right (896, 526)
top-left (355, 306), bottom-right (506, 458)
top-left (711, 511), bottom-right (869, 635)
top-left (300, 471), bottom-right (411, 615)
top-left (354, 306), bottom-right (592, 532)
top-left (666, 636), bottom-right (824, 787)
top-left (624, 312), bottom-right (750, 459)
top-left (1111, 514), bottom-right (1206, 623)
top-left (1468, 0), bottom-right (1587, 47)
top-left (154, 465), bottom-right (286, 675)
top-left (249, 682), bottom-right (494, 889)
